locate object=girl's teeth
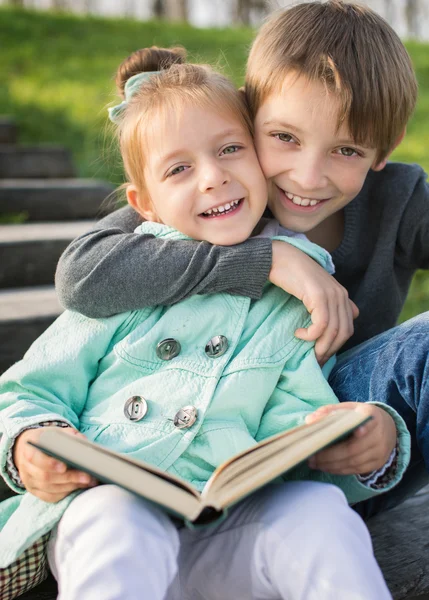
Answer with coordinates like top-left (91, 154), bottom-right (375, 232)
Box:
top-left (202, 199), bottom-right (241, 217)
top-left (310, 200), bottom-right (318, 206)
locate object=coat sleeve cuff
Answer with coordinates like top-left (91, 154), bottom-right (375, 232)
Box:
top-left (367, 401), bottom-right (411, 485)
top-left (0, 414), bottom-right (73, 494)
top-left (356, 446), bottom-right (397, 488)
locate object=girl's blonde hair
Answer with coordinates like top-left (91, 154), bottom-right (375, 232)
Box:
top-left (113, 47), bottom-right (253, 196)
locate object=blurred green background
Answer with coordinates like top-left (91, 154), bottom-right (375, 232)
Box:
top-left (1, 6), bottom-right (429, 320)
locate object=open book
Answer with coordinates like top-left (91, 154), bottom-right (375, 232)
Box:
top-left (31, 410), bottom-right (369, 526)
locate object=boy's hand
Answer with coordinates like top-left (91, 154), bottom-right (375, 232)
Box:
top-left (13, 426), bottom-right (98, 503)
top-left (305, 403), bottom-right (397, 475)
top-left (270, 240), bottom-right (359, 364)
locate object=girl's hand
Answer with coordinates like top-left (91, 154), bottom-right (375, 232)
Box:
top-left (13, 426), bottom-right (98, 503)
top-left (270, 240), bottom-right (359, 364)
top-left (305, 403), bottom-right (397, 475)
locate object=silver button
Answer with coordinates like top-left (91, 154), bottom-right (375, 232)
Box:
top-left (173, 406), bottom-right (198, 429)
top-left (156, 338), bottom-right (181, 361)
top-left (124, 396), bottom-right (148, 421)
top-left (205, 335), bottom-right (229, 358)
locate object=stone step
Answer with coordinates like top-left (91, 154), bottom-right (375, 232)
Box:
top-left (369, 484), bottom-right (429, 599)
top-left (0, 118), bottom-right (18, 145)
top-left (0, 286), bottom-right (61, 374)
top-left (0, 179), bottom-right (115, 220)
top-left (0, 145), bottom-right (76, 179)
top-left (0, 221), bottom-right (94, 288)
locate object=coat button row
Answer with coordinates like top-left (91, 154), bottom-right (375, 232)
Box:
top-left (124, 396), bottom-right (198, 429)
top-left (156, 335), bottom-right (229, 361)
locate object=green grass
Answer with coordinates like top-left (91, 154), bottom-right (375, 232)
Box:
top-left (0, 6), bottom-right (253, 186)
top-left (1, 6), bottom-right (429, 320)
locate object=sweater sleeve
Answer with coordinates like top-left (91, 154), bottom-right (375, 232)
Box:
top-left (55, 205), bottom-right (273, 318)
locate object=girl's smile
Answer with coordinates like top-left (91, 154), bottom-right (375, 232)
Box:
top-left (200, 198), bottom-right (243, 218)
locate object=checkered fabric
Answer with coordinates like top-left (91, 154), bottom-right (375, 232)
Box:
top-left (0, 534), bottom-right (49, 600)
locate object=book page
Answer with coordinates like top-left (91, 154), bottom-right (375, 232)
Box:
top-left (202, 410), bottom-right (369, 508)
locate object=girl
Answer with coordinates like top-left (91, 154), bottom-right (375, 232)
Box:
top-left (0, 48), bottom-right (409, 600)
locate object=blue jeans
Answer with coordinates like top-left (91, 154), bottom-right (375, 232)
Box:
top-left (328, 312), bottom-right (429, 520)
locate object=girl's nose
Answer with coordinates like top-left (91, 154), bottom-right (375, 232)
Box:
top-left (198, 162), bottom-right (230, 192)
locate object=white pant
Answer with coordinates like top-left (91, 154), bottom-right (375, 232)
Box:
top-left (48, 481), bottom-right (392, 600)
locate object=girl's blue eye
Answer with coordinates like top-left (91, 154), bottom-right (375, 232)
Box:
top-left (170, 165), bottom-right (186, 176)
top-left (222, 145), bottom-right (240, 155)
top-left (274, 133), bottom-right (294, 143)
top-left (338, 147), bottom-right (358, 157)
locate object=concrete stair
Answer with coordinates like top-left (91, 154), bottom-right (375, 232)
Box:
top-left (0, 221), bottom-right (94, 287)
top-left (0, 116), bottom-right (113, 374)
top-left (0, 287), bottom-right (61, 374)
top-left (0, 117), bottom-right (17, 144)
top-left (0, 179), bottom-right (114, 220)
top-left (0, 146), bottom-right (76, 179)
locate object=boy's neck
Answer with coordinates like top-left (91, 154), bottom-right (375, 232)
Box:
top-left (306, 210), bottom-right (345, 253)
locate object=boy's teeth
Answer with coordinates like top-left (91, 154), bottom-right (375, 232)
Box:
top-left (286, 191), bottom-right (320, 206)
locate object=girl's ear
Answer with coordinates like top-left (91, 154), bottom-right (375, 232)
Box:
top-left (126, 185), bottom-right (159, 222)
top-left (372, 128), bottom-right (406, 172)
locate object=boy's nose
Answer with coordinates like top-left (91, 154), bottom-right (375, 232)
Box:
top-left (198, 162), bottom-right (230, 192)
top-left (289, 156), bottom-right (328, 191)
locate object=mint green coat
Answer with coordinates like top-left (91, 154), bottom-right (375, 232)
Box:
top-left (0, 223), bottom-right (410, 567)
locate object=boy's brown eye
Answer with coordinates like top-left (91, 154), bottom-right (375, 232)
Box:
top-left (339, 147), bottom-right (357, 157)
top-left (275, 133), bottom-right (293, 143)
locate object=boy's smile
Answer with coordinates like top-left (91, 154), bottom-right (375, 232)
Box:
top-left (128, 105), bottom-right (267, 246)
top-left (254, 73), bottom-right (382, 245)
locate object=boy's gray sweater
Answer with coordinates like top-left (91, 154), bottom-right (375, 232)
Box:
top-left (56, 162), bottom-right (429, 352)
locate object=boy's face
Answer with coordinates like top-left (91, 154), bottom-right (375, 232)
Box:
top-left (129, 104), bottom-right (267, 246)
top-left (254, 72), bottom-right (382, 234)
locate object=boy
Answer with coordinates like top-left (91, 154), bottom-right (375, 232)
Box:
top-left (56, 0), bottom-right (429, 517)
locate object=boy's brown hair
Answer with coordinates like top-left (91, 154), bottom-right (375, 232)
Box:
top-left (245, 0), bottom-right (418, 163)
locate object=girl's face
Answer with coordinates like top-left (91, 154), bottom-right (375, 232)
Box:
top-left (128, 104), bottom-right (268, 246)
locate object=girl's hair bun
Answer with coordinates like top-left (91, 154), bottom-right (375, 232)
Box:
top-left (115, 46), bottom-right (187, 97)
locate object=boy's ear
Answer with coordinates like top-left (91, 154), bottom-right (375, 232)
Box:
top-left (126, 185), bottom-right (158, 222)
top-left (238, 86), bottom-right (248, 106)
top-left (372, 128), bottom-right (406, 172)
